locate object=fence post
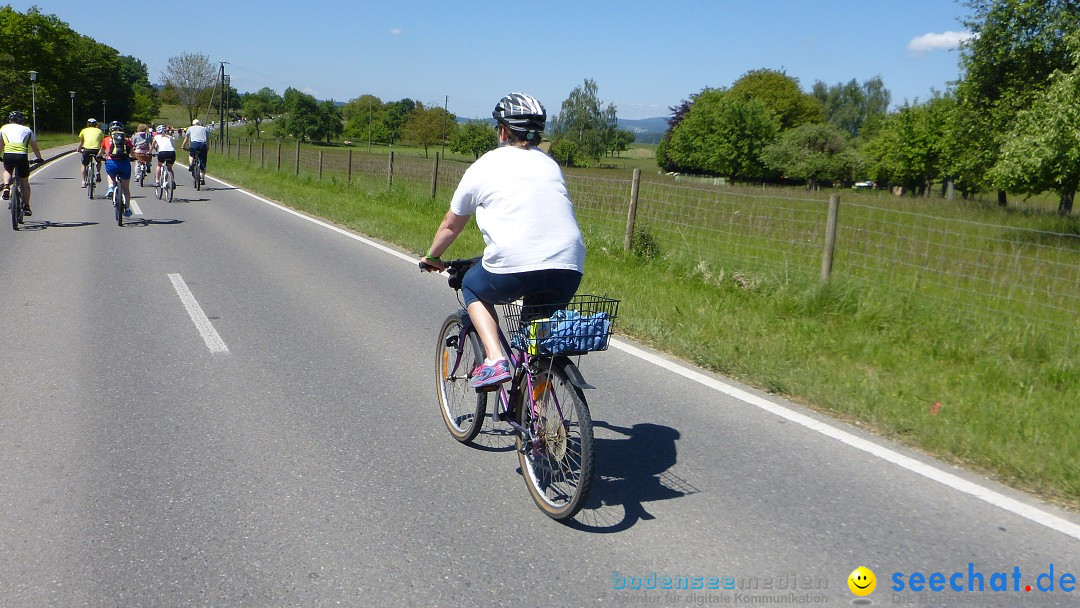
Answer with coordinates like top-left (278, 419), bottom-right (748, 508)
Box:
top-left (347, 149), bottom-right (353, 185)
top-left (276, 142), bottom-right (281, 171)
top-left (248, 139), bottom-right (252, 163)
top-left (318, 151), bottom-right (323, 180)
top-left (623, 168), bottom-right (641, 251)
top-left (387, 150), bottom-right (394, 190)
top-left (295, 140), bottom-right (301, 176)
top-left (236, 138), bottom-right (241, 159)
top-left (261, 142), bottom-right (265, 168)
top-left (821, 194), bottom-right (840, 282)
top-left (430, 152), bottom-right (439, 198)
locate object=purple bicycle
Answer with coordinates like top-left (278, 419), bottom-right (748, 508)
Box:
top-left (426, 258), bottom-right (618, 521)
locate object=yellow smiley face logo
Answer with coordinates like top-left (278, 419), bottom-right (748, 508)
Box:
top-left (848, 567), bottom-right (876, 596)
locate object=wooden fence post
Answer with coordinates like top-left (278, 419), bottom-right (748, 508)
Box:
top-left (261, 142), bottom-right (265, 168)
top-left (295, 140), bottom-right (301, 176)
top-left (276, 142), bottom-right (281, 171)
top-left (821, 194), bottom-right (840, 282)
top-left (387, 150), bottom-right (394, 191)
top-left (347, 149), bottom-right (353, 185)
top-left (430, 152), bottom-right (439, 198)
top-left (624, 168), bottom-right (641, 251)
top-left (248, 139), bottom-right (252, 163)
top-left (318, 151), bottom-right (323, 180)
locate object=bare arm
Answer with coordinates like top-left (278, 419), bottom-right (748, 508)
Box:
top-left (420, 209), bottom-right (471, 270)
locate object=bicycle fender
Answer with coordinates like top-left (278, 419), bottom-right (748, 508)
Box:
top-left (556, 356), bottom-right (596, 390)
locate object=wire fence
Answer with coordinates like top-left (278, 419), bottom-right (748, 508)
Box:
top-left (214, 138), bottom-right (1080, 348)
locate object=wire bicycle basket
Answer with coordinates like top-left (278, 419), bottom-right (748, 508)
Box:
top-left (503, 295), bottom-right (620, 356)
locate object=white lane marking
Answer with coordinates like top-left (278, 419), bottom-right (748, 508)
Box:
top-left (168, 273), bottom-right (229, 354)
top-left (129, 199), bottom-right (142, 216)
top-left (209, 175), bottom-right (1080, 541)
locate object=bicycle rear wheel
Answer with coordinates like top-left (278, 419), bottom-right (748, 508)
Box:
top-left (516, 358), bottom-right (595, 521)
top-left (436, 311), bottom-right (487, 443)
top-left (87, 167), bottom-right (95, 199)
top-left (10, 182), bottom-right (22, 230)
top-left (193, 163), bottom-right (202, 191)
top-left (114, 186), bottom-right (123, 226)
top-left (167, 171), bottom-right (174, 203)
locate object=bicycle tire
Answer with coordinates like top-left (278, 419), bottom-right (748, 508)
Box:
top-left (436, 311), bottom-right (487, 443)
top-left (155, 175), bottom-right (163, 200)
top-left (9, 181), bottom-right (21, 230)
top-left (87, 166), bottom-right (95, 199)
top-left (516, 358), bottom-right (595, 521)
top-left (114, 185), bottom-right (123, 226)
top-left (193, 163), bottom-right (201, 191)
top-left (166, 171), bottom-right (174, 203)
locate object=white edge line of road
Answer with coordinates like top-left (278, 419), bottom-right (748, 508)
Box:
top-left (212, 174), bottom-right (1080, 543)
top-left (168, 273), bottom-right (229, 354)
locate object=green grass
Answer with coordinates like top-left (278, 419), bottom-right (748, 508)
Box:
top-left (204, 141), bottom-right (1080, 510)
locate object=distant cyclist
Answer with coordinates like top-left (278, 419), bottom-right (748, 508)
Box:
top-left (1, 111), bottom-right (45, 216)
top-left (131, 124), bottom-right (153, 181)
top-left (77, 118), bottom-right (105, 187)
top-left (150, 125), bottom-right (177, 187)
top-left (181, 119), bottom-right (209, 184)
top-left (99, 121), bottom-right (134, 217)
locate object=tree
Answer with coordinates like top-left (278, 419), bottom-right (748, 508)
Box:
top-left (402, 104), bottom-right (455, 157)
top-left (663, 88), bottom-right (780, 182)
top-left (342, 94), bottom-right (382, 142)
top-left (277, 87), bottom-right (323, 142)
top-left (990, 34), bottom-right (1080, 215)
top-left (609, 129), bottom-right (636, 157)
top-left (954, 0), bottom-right (1080, 204)
top-left (380, 98), bottom-right (417, 145)
top-left (450, 121), bottom-right (497, 160)
top-left (729, 69), bottom-right (823, 131)
top-left (241, 87), bottom-right (282, 139)
top-left (761, 123), bottom-right (854, 189)
top-left (162, 53), bottom-right (216, 124)
top-left (811, 76), bottom-right (891, 138)
top-left (862, 94), bottom-right (954, 196)
top-left (119, 55), bottom-right (159, 125)
top-left (553, 79), bottom-right (617, 165)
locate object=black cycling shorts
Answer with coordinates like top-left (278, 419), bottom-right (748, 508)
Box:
top-left (157, 151), bottom-right (176, 164)
top-left (3, 153), bottom-right (30, 177)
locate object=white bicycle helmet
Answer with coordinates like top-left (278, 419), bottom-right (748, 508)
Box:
top-left (492, 93), bottom-right (546, 142)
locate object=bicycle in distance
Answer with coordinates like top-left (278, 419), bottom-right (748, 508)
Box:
top-left (112, 174), bottom-right (129, 226)
top-left (423, 257), bottom-right (619, 521)
top-left (84, 155), bottom-right (97, 199)
top-left (8, 158), bottom-right (43, 230)
top-left (155, 159), bottom-right (175, 203)
top-left (133, 156), bottom-right (152, 187)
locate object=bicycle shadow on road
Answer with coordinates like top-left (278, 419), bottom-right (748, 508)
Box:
top-left (567, 420), bottom-right (698, 533)
top-left (123, 218), bottom-right (184, 227)
top-left (17, 220), bottom-right (98, 231)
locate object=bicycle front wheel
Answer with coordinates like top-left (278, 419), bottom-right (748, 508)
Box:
top-left (115, 189), bottom-right (123, 226)
top-left (516, 358), bottom-right (595, 521)
top-left (10, 183), bottom-right (21, 230)
top-left (436, 311), bottom-right (487, 443)
top-left (166, 174), bottom-right (174, 203)
top-left (87, 170), bottom-right (95, 199)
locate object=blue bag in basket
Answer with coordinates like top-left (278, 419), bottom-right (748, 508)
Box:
top-left (533, 309), bottom-right (611, 355)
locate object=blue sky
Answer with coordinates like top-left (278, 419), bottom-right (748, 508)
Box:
top-left (19, 1), bottom-right (973, 120)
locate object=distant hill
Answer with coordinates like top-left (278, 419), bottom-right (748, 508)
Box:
top-left (619, 117), bottom-right (668, 144)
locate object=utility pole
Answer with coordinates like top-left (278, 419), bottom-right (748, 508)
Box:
top-left (219, 61), bottom-right (228, 147)
top-left (442, 95), bottom-right (448, 158)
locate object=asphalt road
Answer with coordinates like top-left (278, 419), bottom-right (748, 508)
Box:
top-left (1, 153), bottom-right (1077, 607)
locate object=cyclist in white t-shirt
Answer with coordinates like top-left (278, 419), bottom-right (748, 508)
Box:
top-left (420, 93), bottom-right (585, 388)
top-left (150, 125), bottom-right (177, 186)
top-left (182, 119), bottom-right (209, 183)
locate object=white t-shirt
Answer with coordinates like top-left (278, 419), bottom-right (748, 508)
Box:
top-left (186, 125), bottom-right (209, 143)
top-left (450, 145), bottom-right (585, 274)
top-left (153, 134), bottom-right (175, 152)
top-left (0, 123), bottom-right (35, 154)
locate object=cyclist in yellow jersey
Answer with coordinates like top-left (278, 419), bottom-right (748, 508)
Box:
top-left (77, 118), bottom-right (105, 186)
top-left (1, 111), bottom-right (44, 215)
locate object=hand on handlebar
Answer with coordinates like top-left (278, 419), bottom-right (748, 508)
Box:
top-left (419, 257), bottom-right (446, 272)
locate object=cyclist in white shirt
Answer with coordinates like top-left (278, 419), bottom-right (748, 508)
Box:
top-left (181, 119), bottom-right (209, 183)
top-left (1, 111), bottom-right (45, 215)
top-left (420, 93), bottom-right (585, 388)
top-left (150, 125), bottom-right (177, 187)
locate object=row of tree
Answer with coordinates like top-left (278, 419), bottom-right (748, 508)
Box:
top-left (654, 0), bottom-right (1080, 215)
top-left (0, 6), bottom-right (160, 130)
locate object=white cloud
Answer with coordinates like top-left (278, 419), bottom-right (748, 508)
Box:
top-left (908, 31), bottom-right (976, 55)
top-left (389, 28), bottom-right (403, 35)
top-left (303, 87), bottom-right (319, 97)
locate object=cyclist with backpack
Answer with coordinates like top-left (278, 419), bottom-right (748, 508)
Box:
top-left (99, 121), bottom-right (134, 217)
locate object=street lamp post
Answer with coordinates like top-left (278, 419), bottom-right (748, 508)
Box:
top-left (28, 71), bottom-right (38, 133)
top-left (102, 100), bottom-right (106, 123)
top-left (70, 91), bottom-right (76, 136)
